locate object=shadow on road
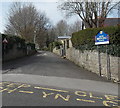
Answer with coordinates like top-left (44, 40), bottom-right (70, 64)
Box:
top-left (2, 51), bottom-right (45, 71)
top-left (2, 51), bottom-right (112, 83)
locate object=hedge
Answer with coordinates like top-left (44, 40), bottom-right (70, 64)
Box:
top-left (48, 41), bottom-right (62, 51)
top-left (71, 25), bottom-right (120, 57)
top-left (2, 34), bottom-right (36, 54)
top-left (26, 42), bottom-right (36, 50)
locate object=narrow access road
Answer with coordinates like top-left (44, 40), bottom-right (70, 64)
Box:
top-left (1, 51), bottom-right (120, 107)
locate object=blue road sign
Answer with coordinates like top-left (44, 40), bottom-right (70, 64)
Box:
top-left (95, 31), bottom-right (109, 45)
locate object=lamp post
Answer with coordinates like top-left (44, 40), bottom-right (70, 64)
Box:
top-left (34, 30), bottom-right (37, 49)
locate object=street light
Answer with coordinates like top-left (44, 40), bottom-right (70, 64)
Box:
top-left (34, 30), bottom-right (36, 44)
top-left (34, 30), bottom-right (37, 49)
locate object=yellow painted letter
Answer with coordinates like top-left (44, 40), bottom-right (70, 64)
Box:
top-left (75, 91), bottom-right (87, 97)
top-left (104, 95), bottom-right (118, 100)
top-left (89, 92), bottom-right (103, 99)
top-left (42, 91), bottom-right (54, 98)
top-left (55, 94), bottom-right (70, 101)
top-left (103, 100), bottom-right (118, 106)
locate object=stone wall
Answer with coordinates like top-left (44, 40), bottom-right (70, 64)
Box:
top-left (66, 47), bottom-right (120, 81)
top-left (53, 47), bottom-right (61, 56)
top-left (3, 44), bottom-right (36, 62)
top-left (53, 46), bottom-right (120, 81)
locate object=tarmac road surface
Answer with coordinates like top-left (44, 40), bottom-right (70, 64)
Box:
top-left (1, 51), bottom-right (120, 107)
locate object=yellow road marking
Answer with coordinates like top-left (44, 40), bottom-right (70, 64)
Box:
top-left (105, 95), bottom-right (118, 100)
top-left (3, 81), bottom-right (120, 107)
top-left (75, 91), bottom-right (87, 97)
top-left (19, 90), bottom-right (34, 94)
top-left (0, 84), bottom-right (31, 93)
top-left (8, 84), bottom-right (31, 93)
top-left (89, 92), bottom-right (103, 99)
top-left (103, 100), bottom-right (118, 106)
top-left (55, 94), bottom-right (70, 101)
top-left (0, 82), bottom-right (11, 86)
top-left (7, 83), bottom-right (21, 87)
top-left (0, 88), bottom-right (9, 93)
top-left (76, 98), bottom-right (95, 103)
top-left (34, 86), bottom-right (69, 93)
top-left (113, 100), bottom-right (120, 102)
top-left (42, 92), bottom-right (54, 98)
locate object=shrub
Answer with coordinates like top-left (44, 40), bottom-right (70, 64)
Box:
top-left (71, 25), bottom-right (120, 57)
top-left (54, 41), bottom-right (62, 47)
top-left (26, 43), bottom-right (36, 50)
top-left (2, 34), bottom-right (36, 54)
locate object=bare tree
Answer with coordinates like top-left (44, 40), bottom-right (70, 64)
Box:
top-left (58, 0), bottom-right (120, 28)
top-left (4, 2), bottom-right (50, 47)
top-left (5, 3), bottom-right (38, 42)
top-left (35, 12), bottom-right (50, 48)
top-left (45, 28), bottom-right (56, 47)
top-left (68, 20), bottom-right (82, 35)
top-left (54, 20), bottom-right (69, 36)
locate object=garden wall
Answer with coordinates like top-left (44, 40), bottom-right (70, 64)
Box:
top-left (66, 47), bottom-right (120, 81)
top-left (2, 34), bottom-right (36, 62)
top-left (3, 44), bottom-right (36, 62)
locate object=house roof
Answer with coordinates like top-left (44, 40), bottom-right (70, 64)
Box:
top-left (103, 18), bottom-right (120, 26)
top-left (82, 18), bottom-right (120, 28)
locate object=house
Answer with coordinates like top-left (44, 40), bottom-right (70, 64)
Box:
top-left (103, 18), bottom-right (120, 27)
top-left (82, 18), bottom-right (120, 29)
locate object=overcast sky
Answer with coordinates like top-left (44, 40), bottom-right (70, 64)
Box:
top-left (0, 0), bottom-right (119, 33)
top-left (0, 0), bottom-right (80, 33)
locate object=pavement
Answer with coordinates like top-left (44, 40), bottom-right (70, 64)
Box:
top-left (1, 51), bottom-right (120, 107)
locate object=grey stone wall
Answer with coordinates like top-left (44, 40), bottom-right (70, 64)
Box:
top-left (3, 44), bottom-right (36, 62)
top-left (53, 47), bottom-right (60, 56)
top-left (66, 47), bottom-right (120, 81)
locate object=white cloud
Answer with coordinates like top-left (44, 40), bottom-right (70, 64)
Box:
top-left (0, 0), bottom-right (119, 2)
top-left (34, 2), bottom-right (64, 25)
top-left (0, 0), bottom-right (59, 2)
top-left (1, 0), bottom-right (118, 33)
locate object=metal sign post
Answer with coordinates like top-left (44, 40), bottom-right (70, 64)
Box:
top-left (95, 31), bottom-right (110, 78)
top-left (106, 45), bottom-right (111, 80)
top-left (97, 45), bottom-right (101, 76)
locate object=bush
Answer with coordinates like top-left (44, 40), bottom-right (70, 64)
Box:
top-left (54, 41), bottom-right (62, 47)
top-left (2, 34), bottom-right (26, 50)
top-left (71, 25), bottom-right (120, 57)
top-left (26, 43), bottom-right (36, 50)
top-left (48, 43), bottom-right (54, 52)
top-left (2, 34), bottom-right (36, 54)
top-left (49, 41), bottom-right (62, 50)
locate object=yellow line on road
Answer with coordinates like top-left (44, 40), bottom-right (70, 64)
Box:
top-left (76, 98), bottom-right (95, 103)
top-left (113, 100), bottom-right (120, 102)
top-left (34, 86), bottom-right (69, 93)
top-left (19, 90), bottom-right (34, 94)
top-left (7, 84), bottom-right (31, 93)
